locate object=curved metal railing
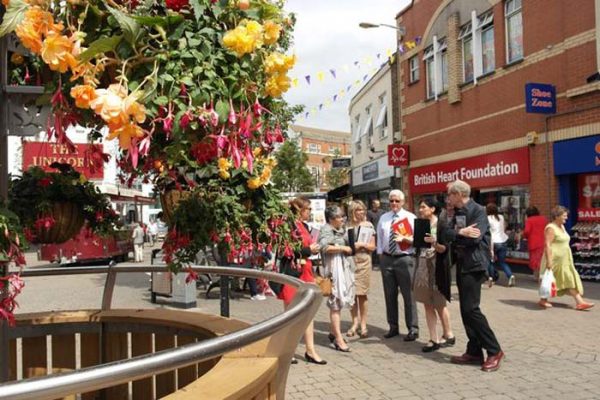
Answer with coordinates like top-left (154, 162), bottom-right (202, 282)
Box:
top-left (0, 265), bottom-right (322, 400)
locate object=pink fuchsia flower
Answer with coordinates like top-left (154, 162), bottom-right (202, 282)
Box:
top-left (185, 266), bottom-right (198, 284)
top-left (38, 177), bottom-right (52, 187)
top-left (228, 99), bottom-right (237, 125)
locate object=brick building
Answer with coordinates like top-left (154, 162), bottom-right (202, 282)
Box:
top-left (396, 0), bottom-right (600, 264)
top-left (289, 125), bottom-right (351, 192)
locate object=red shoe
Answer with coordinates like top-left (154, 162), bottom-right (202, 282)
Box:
top-left (576, 303), bottom-right (594, 311)
top-left (482, 351), bottom-right (505, 372)
top-left (450, 353), bottom-right (483, 365)
top-left (538, 300), bottom-right (553, 308)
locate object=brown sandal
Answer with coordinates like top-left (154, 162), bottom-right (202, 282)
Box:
top-left (359, 329), bottom-right (369, 338)
top-left (346, 328), bottom-right (357, 337)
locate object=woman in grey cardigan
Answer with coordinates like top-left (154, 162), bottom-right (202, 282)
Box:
top-left (319, 205), bottom-right (355, 352)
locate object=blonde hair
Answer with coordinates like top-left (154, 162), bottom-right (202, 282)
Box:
top-left (348, 200), bottom-right (367, 226)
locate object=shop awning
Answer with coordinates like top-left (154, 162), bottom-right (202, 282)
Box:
top-left (361, 115), bottom-right (373, 138)
top-left (375, 105), bottom-right (387, 128)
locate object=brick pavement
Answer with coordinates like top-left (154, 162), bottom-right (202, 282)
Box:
top-left (15, 247), bottom-right (600, 400)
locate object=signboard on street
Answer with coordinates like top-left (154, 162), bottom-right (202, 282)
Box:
top-left (388, 144), bottom-right (409, 167)
top-left (525, 83), bottom-right (556, 114)
top-left (332, 157), bottom-right (351, 169)
top-left (22, 142), bottom-right (104, 179)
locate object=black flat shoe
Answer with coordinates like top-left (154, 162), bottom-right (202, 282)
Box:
top-left (404, 332), bottom-right (419, 342)
top-left (441, 335), bottom-right (456, 347)
top-left (383, 329), bottom-right (399, 339)
top-left (331, 341), bottom-right (351, 352)
top-left (422, 341), bottom-right (441, 353)
top-left (305, 352), bottom-right (327, 365)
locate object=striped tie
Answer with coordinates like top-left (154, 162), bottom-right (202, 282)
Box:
top-left (388, 214), bottom-right (399, 254)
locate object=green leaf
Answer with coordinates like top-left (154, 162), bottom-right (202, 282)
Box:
top-left (215, 100), bottom-right (229, 124)
top-left (189, 0), bottom-right (207, 22)
top-left (161, 74), bottom-right (175, 82)
top-left (79, 35), bottom-right (123, 63)
top-left (106, 5), bottom-right (142, 46)
top-left (0, 0), bottom-right (28, 37)
top-left (180, 77), bottom-right (194, 86)
top-left (132, 15), bottom-right (184, 27)
top-left (154, 96), bottom-right (169, 106)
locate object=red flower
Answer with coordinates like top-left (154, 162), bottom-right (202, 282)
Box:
top-left (165, 0), bottom-right (189, 11)
top-left (190, 137), bottom-right (218, 165)
top-left (38, 177), bottom-right (52, 187)
top-left (185, 266), bottom-right (198, 284)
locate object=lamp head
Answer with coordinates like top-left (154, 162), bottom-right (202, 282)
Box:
top-left (359, 22), bottom-right (379, 29)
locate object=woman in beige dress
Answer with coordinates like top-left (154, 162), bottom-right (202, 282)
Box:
top-left (539, 206), bottom-right (594, 310)
top-left (346, 200), bottom-right (376, 338)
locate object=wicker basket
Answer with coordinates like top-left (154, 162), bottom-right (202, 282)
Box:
top-left (35, 202), bottom-right (85, 244)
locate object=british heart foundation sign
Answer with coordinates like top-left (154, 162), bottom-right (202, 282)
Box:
top-left (22, 142), bottom-right (104, 179)
top-left (388, 144), bottom-right (409, 167)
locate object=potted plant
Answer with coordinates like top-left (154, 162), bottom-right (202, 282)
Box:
top-left (8, 164), bottom-right (120, 244)
top-left (0, 0), bottom-right (301, 271)
top-left (0, 202), bottom-right (26, 326)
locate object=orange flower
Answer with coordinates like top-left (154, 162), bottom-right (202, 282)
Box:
top-left (2, 0), bottom-right (10, 6)
top-left (10, 53), bottom-right (24, 65)
top-left (15, 7), bottom-right (62, 55)
top-left (90, 84), bottom-right (128, 124)
top-left (41, 32), bottom-right (78, 73)
top-left (247, 176), bottom-right (262, 190)
top-left (70, 85), bottom-right (97, 109)
top-left (106, 122), bottom-right (145, 150)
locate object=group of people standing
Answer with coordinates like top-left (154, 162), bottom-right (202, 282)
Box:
top-left (276, 179), bottom-right (594, 372)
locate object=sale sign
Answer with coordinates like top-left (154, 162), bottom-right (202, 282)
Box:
top-left (388, 144), bottom-right (409, 167)
top-left (22, 142), bottom-right (104, 179)
top-left (577, 173), bottom-right (600, 221)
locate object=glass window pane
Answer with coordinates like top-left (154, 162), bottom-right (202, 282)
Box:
top-left (441, 51), bottom-right (448, 91)
top-left (507, 12), bottom-right (523, 62)
top-left (482, 27), bottom-right (495, 74)
top-left (426, 59), bottom-right (435, 98)
top-left (463, 38), bottom-right (474, 82)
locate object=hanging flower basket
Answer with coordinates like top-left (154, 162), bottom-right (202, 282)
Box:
top-left (159, 190), bottom-right (192, 226)
top-left (33, 202), bottom-right (85, 244)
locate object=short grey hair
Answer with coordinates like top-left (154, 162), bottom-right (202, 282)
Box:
top-left (389, 189), bottom-right (405, 200)
top-left (550, 205), bottom-right (568, 220)
top-left (325, 205), bottom-right (344, 223)
top-left (447, 180), bottom-right (471, 197)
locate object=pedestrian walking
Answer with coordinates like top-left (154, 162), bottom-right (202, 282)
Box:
top-left (132, 222), bottom-right (145, 263)
top-left (444, 180), bottom-right (504, 372)
top-left (486, 203), bottom-right (514, 287)
top-left (539, 206), bottom-right (594, 310)
top-left (376, 189), bottom-right (419, 341)
top-left (522, 206), bottom-right (547, 281)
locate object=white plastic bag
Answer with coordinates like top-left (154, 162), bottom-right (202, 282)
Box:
top-left (539, 269), bottom-right (557, 299)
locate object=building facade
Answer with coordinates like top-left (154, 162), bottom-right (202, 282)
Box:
top-left (397, 0), bottom-right (600, 267)
top-left (289, 125), bottom-right (351, 193)
top-left (349, 61), bottom-right (397, 206)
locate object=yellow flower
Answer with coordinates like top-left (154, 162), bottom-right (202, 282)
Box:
top-left (15, 7), bottom-right (63, 55)
top-left (260, 167), bottom-right (272, 183)
top-left (90, 84), bottom-right (128, 124)
top-left (263, 21), bottom-right (281, 45)
top-left (223, 27), bottom-right (254, 57)
top-left (106, 122), bottom-right (145, 150)
top-left (265, 73), bottom-right (291, 97)
top-left (70, 85), bottom-right (97, 109)
top-left (218, 157), bottom-right (232, 170)
top-left (253, 147), bottom-right (262, 157)
top-left (245, 20), bottom-right (263, 46)
top-left (264, 52), bottom-right (295, 75)
top-left (219, 170), bottom-right (231, 180)
top-left (41, 32), bottom-right (78, 73)
top-left (263, 157), bottom-right (277, 168)
top-left (247, 176), bottom-right (262, 189)
top-left (10, 53), bottom-right (24, 65)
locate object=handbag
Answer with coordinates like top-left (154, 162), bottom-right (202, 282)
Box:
top-left (314, 275), bottom-right (332, 296)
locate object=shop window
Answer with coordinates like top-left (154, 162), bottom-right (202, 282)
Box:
top-left (481, 25), bottom-right (495, 74)
top-left (505, 0), bottom-right (523, 63)
top-left (462, 10), bottom-right (495, 83)
top-left (423, 37), bottom-right (447, 100)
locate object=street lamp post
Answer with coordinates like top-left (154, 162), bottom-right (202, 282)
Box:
top-left (359, 22), bottom-right (406, 36)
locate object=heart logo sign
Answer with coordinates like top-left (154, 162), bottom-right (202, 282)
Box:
top-left (388, 144), bottom-right (409, 167)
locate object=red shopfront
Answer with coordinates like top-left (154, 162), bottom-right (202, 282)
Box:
top-left (409, 147), bottom-right (531, 261)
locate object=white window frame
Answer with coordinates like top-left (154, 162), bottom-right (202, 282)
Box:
top-left (409, 55), bottom-right (420, 83)
top-left (471, 10), bottom-right (495, 84)
top-left (352, 115), bottom-right (362, 143)
top-left (505, 0), bottom-right (523, 63)
top-left (329, 145), bottom-right (340, 155)
top-left (423, 36), bottom-right (447, 100)
top-left (307, 143), bottom-right (321, 154)
top-left (459, 23), bottom-right (474, 82)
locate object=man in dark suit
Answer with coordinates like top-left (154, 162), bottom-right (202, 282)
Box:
top-left (444, 180), bottom-right (504, 372)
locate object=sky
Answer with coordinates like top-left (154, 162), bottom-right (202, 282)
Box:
top-left (283, 0), bottom-right (412, 133)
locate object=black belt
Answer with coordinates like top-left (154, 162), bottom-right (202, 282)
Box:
top-left (383, 252), bottom-right (412, 258)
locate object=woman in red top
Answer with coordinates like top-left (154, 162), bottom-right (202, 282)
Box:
top-left (522, 206), bottom-right (548, 280)
top-left (278, 197), bottom-right (326, 365)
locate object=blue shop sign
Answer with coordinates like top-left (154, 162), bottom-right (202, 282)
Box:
top-left (525, 83), bottom-right (556, 114)
top-left (554, 135), bottom-right (600, 175)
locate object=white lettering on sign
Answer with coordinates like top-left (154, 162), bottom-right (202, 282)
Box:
top-left (532, 98), bottom-right (553, 108)
top-left (413, 162), bottom-right (519, 187)
top-left (531, 88), bottom-right (552, 98)
top-left (579, 209), bottom-right (600, 219)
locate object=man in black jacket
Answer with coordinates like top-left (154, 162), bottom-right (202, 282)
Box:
top-left (444, 180), bottom-right (504, 372)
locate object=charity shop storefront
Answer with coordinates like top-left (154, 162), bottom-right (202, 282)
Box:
top-left (553, 134), bottom-right (600, 280)
top-left (409, 147), bottom-right (531, 261)
top-left (351, 155), bottom-right (395, 208)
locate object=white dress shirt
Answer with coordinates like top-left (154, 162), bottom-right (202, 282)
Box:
top-left (488, 215), bottom-right (509, 244)
top-left (377, 208), bottom-right (416, 255)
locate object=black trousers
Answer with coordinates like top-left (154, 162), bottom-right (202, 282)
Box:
top-left (380, 254), bottom-right (418, 333)
top-left (456, 269), bottom-right (501, 357)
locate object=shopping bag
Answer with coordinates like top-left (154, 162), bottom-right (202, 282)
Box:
top-left (539, 269), bottom-right (557, 298)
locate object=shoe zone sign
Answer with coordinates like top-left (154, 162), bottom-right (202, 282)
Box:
top-left (525, 83), bottom-right (556, 114)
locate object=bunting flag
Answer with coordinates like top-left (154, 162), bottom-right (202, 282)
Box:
top-left (415, 36), bottom-right (422, 45)
top-left (362, 74), bottom-right (368, 81)
top-left (305, 75), bottom-right (311, 85)
top-left (292, 78), bottom-right (299, 87)
top-left (333, 94), bottom-right (338, 102)
top-left (319, 104), bottom-right (323, 110)
top-left (376, 53), bottom-right (381, 59)
top-left (330, 69), bottom-right (336, 79)
top-left (317, 71), bottom-right (325, 81)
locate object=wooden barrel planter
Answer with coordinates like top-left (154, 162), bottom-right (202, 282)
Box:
top-left (159, 190), bottom-right (191, 225)
top-left (35, 202), bottom-right (84, 244)
top-left (5, 309), bottom-right (288, 399)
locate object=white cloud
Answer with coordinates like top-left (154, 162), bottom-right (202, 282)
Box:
top-left (283, 0), bottom-right (411, 132)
